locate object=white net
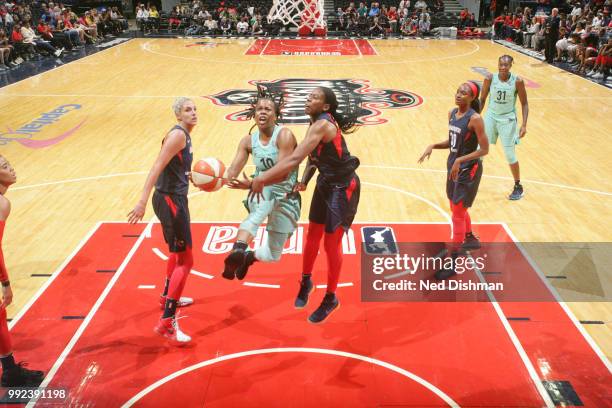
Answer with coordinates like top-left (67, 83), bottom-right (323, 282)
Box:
top-left (267, 0), bottom-right (326, 31)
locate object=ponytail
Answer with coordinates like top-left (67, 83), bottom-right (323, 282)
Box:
top-left (319, 87), bottom-right (361, 134)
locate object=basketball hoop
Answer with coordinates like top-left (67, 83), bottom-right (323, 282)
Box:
top-left (267, 0), bottom-right (327, 36)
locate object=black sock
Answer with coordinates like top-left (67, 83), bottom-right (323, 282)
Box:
top-left (162, 298), bottom-right (177, 319)
top-left (302, 273), bottom-right (311, 282)
top-left (515, 180), bottom-right (521, 186)
top-left (233, 241), bottom-right (248, 252)
top-left (162, 278), bottom-right (170, 297)
top-left (0, 354), bottom-right (16, 371)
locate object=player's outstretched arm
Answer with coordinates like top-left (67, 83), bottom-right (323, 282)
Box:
top-left (127, 130), bottom-right (186, 224)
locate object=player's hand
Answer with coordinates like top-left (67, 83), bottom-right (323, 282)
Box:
top-left (293, 182), bottom-right (307, 192)
top-left (188, 172), bottom-right (197, 187)
top-left (228, 172), bottom-right (252, 190)
top-left (450, 161), bottom-right (460, 181)
top-left (248, 176), bottom-right (264, 203)
top-left (1, 285), bottom-right (13, 309)
top-left (127, 200), bottom-right (146, 224)
top-left (418, 145), bottom-right (434, 163)
top-left (519, 125), bottom-right (527, 139)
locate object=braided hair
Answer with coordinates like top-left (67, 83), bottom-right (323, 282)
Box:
top-left (318, 87), bottom-right (361, 134)
top-left (246, 85), bottom-right (285, 135)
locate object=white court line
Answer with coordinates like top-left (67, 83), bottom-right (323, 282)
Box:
top-left (26, 218), bottom-right (154, 408)
top-left (352, 38), bottom-right (363, 57)
top-left (152, 247), bottom-right (168, 261)
top-left (259, 38), bottom-right (272, 55)
top-left (121, 347), bottom-right (460, 407)
top-left (470, 257), bottom-right (556, 407)
top-left (11, 165), bottom-right (609, 198)
top-left (10, 171), bottom-right (147, 191)
top-left (141, 38), bottom-right (481, 66)
top-left (471, 264), bottom-right (556, 406)
top-left (8, 222), bottom-right (102, 330)
top-left (501, 223), bottom-right (612, 374)
top-left (316, 282), bottom-right (354, 289)
top-left (138, 285), bottom-right (156, 289)
top-left (0, 39), bottom-right (133, 91)
top-left (151, 248), bottom-right (214, 279)
top-left (243, 282), bottom-right (281, 289)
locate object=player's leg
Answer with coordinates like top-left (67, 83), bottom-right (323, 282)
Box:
top-left (437, 163), bottom-right (483, 280)
top-left (295, 186), bottom-right (327, 309)
top-left (153, 194), bottom-right (193, 344)
top-left (236, 195), bottom-right (300, 280)
top-left (0, 308), bottom-right (44, 387)
top-left (484, 113), bottom-right (499, 146)
top-left (499, 116), bottom-right (523, 200)
top-left (309, 176), bottom-right (360, 324)
top-left (223, 198), bottom-right (275, 279)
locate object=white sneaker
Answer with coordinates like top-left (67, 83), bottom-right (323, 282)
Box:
top-left (54, 49), bottom-right (62, 57)
top-left (154, 315), bottom-right (191, 344)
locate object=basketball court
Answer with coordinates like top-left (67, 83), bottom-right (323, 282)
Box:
top-left (0, 37), bottom-right (611, 406)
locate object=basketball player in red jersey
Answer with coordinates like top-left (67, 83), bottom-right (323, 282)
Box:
top-left (0, 155), bottom-right (45, 386)
top-left (128, 98), bottom-right (197, 345)
top-left (418, 82), bottom-right (489, 279)
top-left (251, 87), bottom-right (361, 324)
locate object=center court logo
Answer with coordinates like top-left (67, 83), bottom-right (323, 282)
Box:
top-left (0, 104), bottom-right (86, 148)
top-left (204, 78), bottom-right (423, 125)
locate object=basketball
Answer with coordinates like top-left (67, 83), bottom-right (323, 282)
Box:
top-left (192, 158), bottom-right (227, 192)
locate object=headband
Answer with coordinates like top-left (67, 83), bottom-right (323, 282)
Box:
top-left (465, 81), bottom-right (478, 97)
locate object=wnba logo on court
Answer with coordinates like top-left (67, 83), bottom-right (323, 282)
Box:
top-left (204, 78), bottom-right (423, 125)
top-left (0, 104), bottom-right (86, 149)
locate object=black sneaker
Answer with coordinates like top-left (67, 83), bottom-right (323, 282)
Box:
top-left (509, 184), bottom-right (524, 200)
top-left (235, 250), bottom-right (256, 280)
top-left (308, 293), bottom-right (339, 324)
top-left (462, 232), bottom-right (481, 251)
top-left (294, 278), bottom-right (314, 309)
top-left (1, 362), bottom-right (45, 387)
top-left (222, 249), bottom-right (245, 280)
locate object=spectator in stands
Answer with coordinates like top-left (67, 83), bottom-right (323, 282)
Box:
top-left (401, 15), bottom-right (418, 36)
top-left (414, 0), bottom-right (427, 12)
top-left (77, 11), bottom-right (97, 41)
top-left (203, 15), bottom-right (218, 34)
top-left (466, 13), bottom-right (477, 29)
top-left (587, 36), bottom-right (611, 79)
top-left (136, 4), bottom-right (149, 32)
top-left (369, 2), bottom-right (380, 18)
top-left (544, 7), bottom-right (560, 62)
top-left (219, 16), bottom-right (231, 35)
top-left (434, 0), bottom-right (444, 13)
top-left (419, 12), bottom-right (431, 34)
top-left (533, 19), bottom-right (546, 50)
top-left (555, 26), bottom-right (570, 60)
top-left (110, 7), bottom-right (127, 32)
top-left (357, 2), bottom-right (368, 18)
top-left (58, 12), bottom-right (84, 45)
top-left (236, 16), bottom-right (249, 34)
top-left (168, 6), bottom-right (181, 32)
top-left (523, 16), bottom-right (538, 47)
top-left (460, 7), bottom-right (469, 25)
top-left (21, 20), bottom-right (62, 57)
top-left (336, 7), bottom-right (346, 30)
top-left (38, 19), bottom-right (71, 51)
top-left (369, 15), bottom-right (386, 37)
top-left (0, 29), bottom-right (17, 69)
top-left (252, 15), bottom-right (263, 35)
top-left (570, 1), bottom-right (582, 17)
top-left (148, 5), bottom-right (160, 33)
top-left (387, 6), bottom-right (398, 33)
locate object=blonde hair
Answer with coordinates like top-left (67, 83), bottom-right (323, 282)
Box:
top-left (172, 97), bottom-right (193, 115)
